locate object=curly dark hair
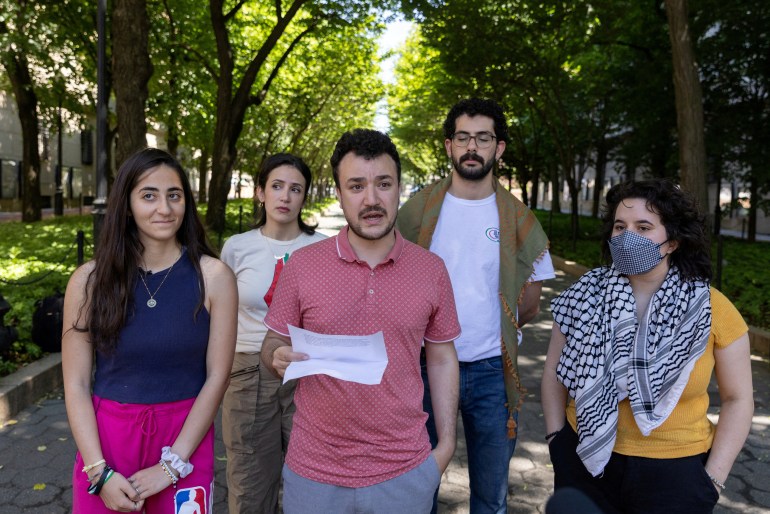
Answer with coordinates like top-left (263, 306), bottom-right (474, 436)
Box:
top-left (442, 98), bottom-right (509, 143)
top-left (600, 179), bottom-right (712, 281)
top-left (254, 153), bottom-right (317, 235)
top-left (330, 129), bottom-right (401, 187)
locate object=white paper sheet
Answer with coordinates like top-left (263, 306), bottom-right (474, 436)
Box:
top-left (284, 325), bottom-right (388, 385)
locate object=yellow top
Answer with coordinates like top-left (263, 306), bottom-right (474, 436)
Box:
top-left (567, 287), bottom-right (747, 458)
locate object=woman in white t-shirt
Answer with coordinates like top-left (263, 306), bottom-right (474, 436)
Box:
top-left (221, 154), bottom-right (326, 514)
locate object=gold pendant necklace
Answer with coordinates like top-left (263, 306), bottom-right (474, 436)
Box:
top-left (138, 250), bottom-right (181, 308)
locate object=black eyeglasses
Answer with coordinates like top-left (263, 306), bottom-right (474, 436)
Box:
top-left (450, 132), bottom-right (497, 149)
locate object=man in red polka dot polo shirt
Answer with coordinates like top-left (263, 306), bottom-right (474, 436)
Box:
top-left (261, 129), bottom-right (461, 514)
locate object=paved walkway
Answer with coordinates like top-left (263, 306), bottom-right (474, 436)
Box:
top-left (0, 204), bottom-right (768, 512)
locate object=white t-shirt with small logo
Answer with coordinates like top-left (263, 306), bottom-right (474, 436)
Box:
top-left (430, 192), bottom-right (555, 362)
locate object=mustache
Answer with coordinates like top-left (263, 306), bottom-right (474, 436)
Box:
top-left (359, 206), bottom-right (387, 217)
top-left (459, 152), bottom-right (484, 165)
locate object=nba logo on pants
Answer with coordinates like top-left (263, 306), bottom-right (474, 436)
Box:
top-left (175, 486), bottom-right (207, 514)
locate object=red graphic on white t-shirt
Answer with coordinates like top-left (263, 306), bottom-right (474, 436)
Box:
top-left (263, 257), bottom-right (286, 307)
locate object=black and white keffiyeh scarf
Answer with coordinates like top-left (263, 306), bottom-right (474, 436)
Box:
top-left (550, 265), bottom-right (711, 476)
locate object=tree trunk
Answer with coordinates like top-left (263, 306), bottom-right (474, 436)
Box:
top-left (112, 0), bottom-right (153, 168)
top-left (205, 0), bottom-right (310, 233)
top-left (198, 146), bottom-right (210, 203)
top-left (161, 0), bottom-right (180, 159)
top-left (564, 166), bottom-right (581, 248)
top-left (530, 168), bottom-right (540, 210)
top-left (165, 102), bottom-right (179, 158)
top-left (712, 156), bottom-right (722, 237)
top-left (207, 115), bottom-right (238, 233)
top-left (549, 163), bottom-right (561, 213)
top-left (167, 127), bottom-right (179, 158)
top-left (592, 135), bottom-right (608, 218)
top-left (570, 185), bottom-right (580, 250)
top-left (517, 170), bottom-right (528, 205)
top-left (3, 50), bottom-right (42, 221)
top-left (747, 174), bottom-right (757, 243)
top-left (664, 0), bottom-right (709, 214)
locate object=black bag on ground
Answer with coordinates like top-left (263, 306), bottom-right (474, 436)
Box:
top-left (32, 291), bottom-right (64, 353)
top-left (0, 294), bottom-right (18, 353)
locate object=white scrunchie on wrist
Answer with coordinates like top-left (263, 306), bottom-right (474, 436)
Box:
top-left (161, 446), bottom-right (194, 478)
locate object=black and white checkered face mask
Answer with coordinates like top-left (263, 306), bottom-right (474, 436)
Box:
top-left (608, 230), bottom-right (667, 275)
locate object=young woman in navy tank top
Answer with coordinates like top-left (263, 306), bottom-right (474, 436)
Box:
top-left (62, 148), bottom-right (237, 513)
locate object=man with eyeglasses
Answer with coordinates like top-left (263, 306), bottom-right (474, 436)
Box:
top-left (399, 98), bottom-right (555, 513)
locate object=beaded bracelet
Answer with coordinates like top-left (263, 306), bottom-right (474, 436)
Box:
top-left (706, 472), bottom-right (726, 490)
top-left (87, 465), bottom-right (113, 496)
top-left (159, 460), bottom-right (178, 489)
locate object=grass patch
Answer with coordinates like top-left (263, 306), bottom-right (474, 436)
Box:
top-left (533, 209), bottom-right (769, 330)
top-left (534, 209), bottom-right (604, 268)
top-left (0, 197), bottom-right (333, 377)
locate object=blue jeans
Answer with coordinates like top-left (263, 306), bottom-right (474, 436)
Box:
top-left (422, 354), bottom-right (517, 514)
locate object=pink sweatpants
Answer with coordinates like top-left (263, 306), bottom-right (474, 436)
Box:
top-left (72, 396), bottom-right (215, 514)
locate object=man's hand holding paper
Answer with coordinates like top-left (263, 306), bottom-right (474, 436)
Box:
top-left (284, 325), bottom-right (389, 385)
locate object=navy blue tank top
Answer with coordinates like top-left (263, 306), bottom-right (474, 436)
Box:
top-left (93, 250), bottom-right (210, 403)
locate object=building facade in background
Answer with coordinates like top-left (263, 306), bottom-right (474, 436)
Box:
top-left (0, 91), bottom-right (210, 213)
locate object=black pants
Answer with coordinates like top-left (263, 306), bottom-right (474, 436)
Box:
top-left (548, 424), bottom-right (720, 514)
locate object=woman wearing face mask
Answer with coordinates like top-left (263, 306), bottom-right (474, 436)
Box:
top-left (541, 179), bottom-right (754, 514)
top-left (220, 153), bottom-right (326, 514)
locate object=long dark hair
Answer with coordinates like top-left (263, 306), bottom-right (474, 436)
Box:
top-left (81, 148), bottom-right (216, 353)
top-left (600, 179), bottom-right (712, 281)
top-left (254, 153), bottom-right (317, 235)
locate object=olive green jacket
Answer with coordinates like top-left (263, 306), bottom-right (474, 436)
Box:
top-left (398, 175), bottom-right (549, 437)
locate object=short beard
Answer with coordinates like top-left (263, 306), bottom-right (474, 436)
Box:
top-left (452, 152), bottom-right (495, 181)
